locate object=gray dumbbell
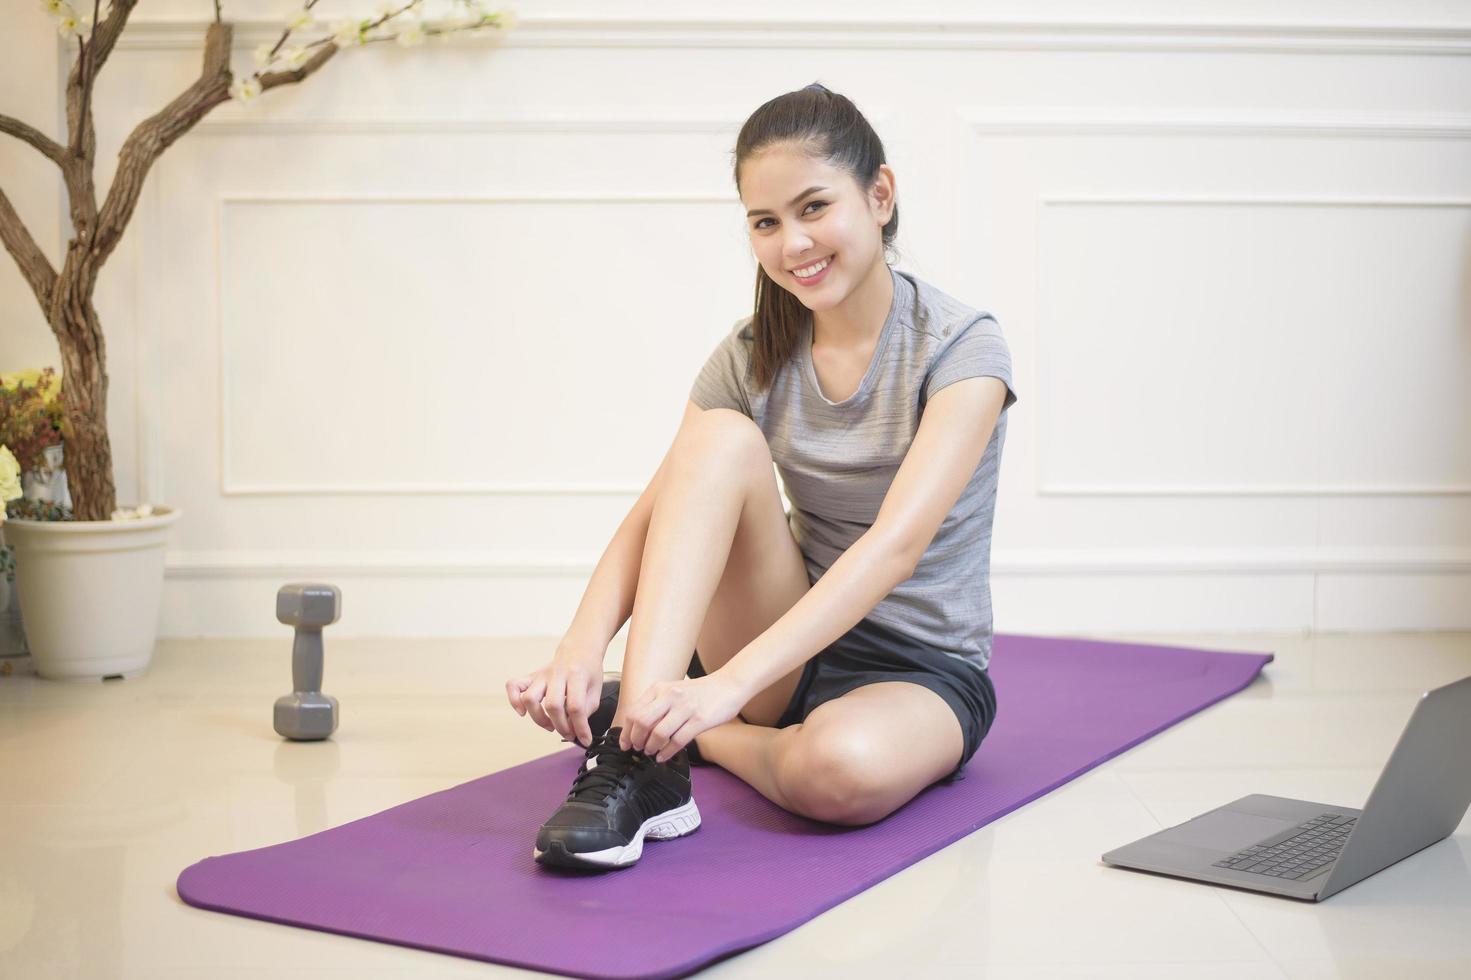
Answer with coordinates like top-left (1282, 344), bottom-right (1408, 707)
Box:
top-left (274, 583), bottom-right (342, 740)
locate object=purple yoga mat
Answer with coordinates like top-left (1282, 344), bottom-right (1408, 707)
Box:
top-left (177, 634), bottom-right (1273, 978)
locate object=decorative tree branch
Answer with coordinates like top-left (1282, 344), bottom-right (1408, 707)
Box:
top-left (0, 117), bottom-right (67, 165)
top-left (91, 21), bottom-right (236, 270)
top-left (0, 188), bottom-right (59, 305)
top-left (0, 1), bottom-right (516, 520)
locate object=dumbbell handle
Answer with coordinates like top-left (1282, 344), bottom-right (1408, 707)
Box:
top-left (293, 628), bottom-right (325, 693)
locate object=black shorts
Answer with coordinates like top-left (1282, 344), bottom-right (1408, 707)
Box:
top-left (691, 616), bottom-right (998, 783)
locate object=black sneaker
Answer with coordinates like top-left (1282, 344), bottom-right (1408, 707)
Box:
top-left (567, 663), bottom-right (712, 765)
top-left (535, 725), bottom-right (700, 870)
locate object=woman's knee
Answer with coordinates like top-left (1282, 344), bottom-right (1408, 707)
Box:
top-left (775, 725), bottom-right (893, 826)
top-left (677, 408), bottom-right (773, 477)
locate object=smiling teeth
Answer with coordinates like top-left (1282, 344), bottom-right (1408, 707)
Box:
top-left (794, 257), bottom-right (831, 278)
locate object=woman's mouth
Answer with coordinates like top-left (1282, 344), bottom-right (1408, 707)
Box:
top-left (791, 254), bottom-right (833, 286)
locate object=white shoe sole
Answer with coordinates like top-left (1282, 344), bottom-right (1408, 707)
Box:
top-left (534, 797), bottom-right (701, 869)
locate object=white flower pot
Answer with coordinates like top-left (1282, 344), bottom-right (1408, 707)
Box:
top-left (1, 506), bottom-right (180, 681)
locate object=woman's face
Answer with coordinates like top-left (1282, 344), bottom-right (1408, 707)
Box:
top-left (740, 144), bottom-right (894, 312)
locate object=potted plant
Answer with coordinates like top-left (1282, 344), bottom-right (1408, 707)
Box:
top-left (0, 0), bottom-right (516, 680)
top-left (2, 364), bottom-right (174, 679)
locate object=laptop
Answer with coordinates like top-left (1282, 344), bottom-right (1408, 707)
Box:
top-left (1101, 673), bottom-right (1471, 902)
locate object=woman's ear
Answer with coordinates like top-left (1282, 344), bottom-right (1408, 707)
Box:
top-left (870, 164), bottom-right (897, 223)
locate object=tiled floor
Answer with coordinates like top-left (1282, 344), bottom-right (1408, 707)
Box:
top-left (1, 630), bottom-right (1468, 978)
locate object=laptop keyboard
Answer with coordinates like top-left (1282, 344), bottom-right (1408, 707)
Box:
top-left (1211, 812), bottom-right (1356, 880)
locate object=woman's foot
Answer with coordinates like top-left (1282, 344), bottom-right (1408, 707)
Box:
top-left (535, 726), bottom-right (701, 870)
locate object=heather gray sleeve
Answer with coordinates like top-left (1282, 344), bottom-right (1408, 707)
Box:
top-left (689, 318), bottom-right (753, 417)
top-left (923, 315), bottom-right (1018, 413)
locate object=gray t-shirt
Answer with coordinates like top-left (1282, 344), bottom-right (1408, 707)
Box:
top-left (689, 264), bottom-right (1018, 674)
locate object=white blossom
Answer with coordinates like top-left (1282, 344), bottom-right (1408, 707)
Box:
top-left (396, 19), bottom-right (426, 46)
top-left (282, 45), bottom-right (310, 69)
top-left (229, 76), bottom-right (262, 103)
top-left (54, 7), bottom-right (93, 39)
top-left (468, 4), bottom-right (516, 30)
top-left (332, 18), bottom-right (365, 47)
top-left (289, 11), bottom-right (313, 31)
top-left (0, 447), bottom-right (22, 515)
top-left (253, 42), bottom-right (277, 68)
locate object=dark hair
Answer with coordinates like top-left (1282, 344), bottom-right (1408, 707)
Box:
top-left (732, 82), bottom-right (900, 392)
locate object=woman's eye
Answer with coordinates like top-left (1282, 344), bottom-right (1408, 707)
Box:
top-left (753, 200), bottom-right (827, 231)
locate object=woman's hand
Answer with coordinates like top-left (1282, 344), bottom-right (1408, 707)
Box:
top-left (619, 671), bottom-right (750, 764)
top-left (506, 644), bottom-right (606, 748)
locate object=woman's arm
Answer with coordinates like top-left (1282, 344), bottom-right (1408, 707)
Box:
top-left (719, 528), bottom-right (915, 697)
top-left (720, 376), bottom-right (1009, 698)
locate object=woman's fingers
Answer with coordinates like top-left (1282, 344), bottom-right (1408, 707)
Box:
top-left (645, 704), bottom-right (694, 761)
top-left (655, 718), bottom-right (700, 764)
top-left (618, 703), bottom-right (639, 751)
top-left (621, 688), bottom-right (663, 753)
top-left (508, 661), bottom-right (609, 745)
top-left (505, 677), bottom-right (530, 715)
top-left (546, 664), bottom-right (600, 743)
top-left (571, 671), bottom-right (600, 747)
top-left (549, 666), bottom-right (595, 744)
top-left (541, 672), bottom-right (570, 740)
top-left (520, 678), bottom-right (552, 731)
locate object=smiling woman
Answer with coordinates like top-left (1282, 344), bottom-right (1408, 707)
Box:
top-left (518, 81), bottom-right (1018, 872)
top-left (734, 83), bottom-right (905, 392)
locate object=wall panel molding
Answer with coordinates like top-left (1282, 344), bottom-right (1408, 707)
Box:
top-left (961, 108), bottom-right (1471, 140)
top-left (190, 117), bottom-right (745, 137)
top-left (1033, 192), bottom-right (1471, 497)
top-left (163, 545), bottom-right (1471, 580)
top-left (955, 108), bottom-right (1471, 497)
top-left (214, 190), bottom-right (735, 497)
top-left (114, 15), bottom-right (1471, 55)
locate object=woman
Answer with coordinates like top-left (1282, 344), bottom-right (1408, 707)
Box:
top-left (509, 82), bottom-right (1017, 871)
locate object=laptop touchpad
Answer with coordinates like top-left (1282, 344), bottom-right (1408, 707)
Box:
top-left (1156, 809), bottom-right (1300, 850)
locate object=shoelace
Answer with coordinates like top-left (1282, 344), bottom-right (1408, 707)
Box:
top-left (566, 733), bottom-right (655, 808)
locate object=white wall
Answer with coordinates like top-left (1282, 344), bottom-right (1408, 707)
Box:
top-left (2, 0), bottom-right (1469, 638)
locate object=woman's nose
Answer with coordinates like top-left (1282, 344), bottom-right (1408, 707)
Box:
top-left (782, 239), bottom-right (817, 263)
top-left (783, 236), bottom-right (815, 262)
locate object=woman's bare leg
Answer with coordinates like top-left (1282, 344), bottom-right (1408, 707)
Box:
top-left (694, 716), bottom-right (805, 811)
top-left (608, 453), bottom-right (741, 721)
top-left (610, 409), bottom-right (817, 815)
top-left (612, 412), bottom-right (764, 727)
